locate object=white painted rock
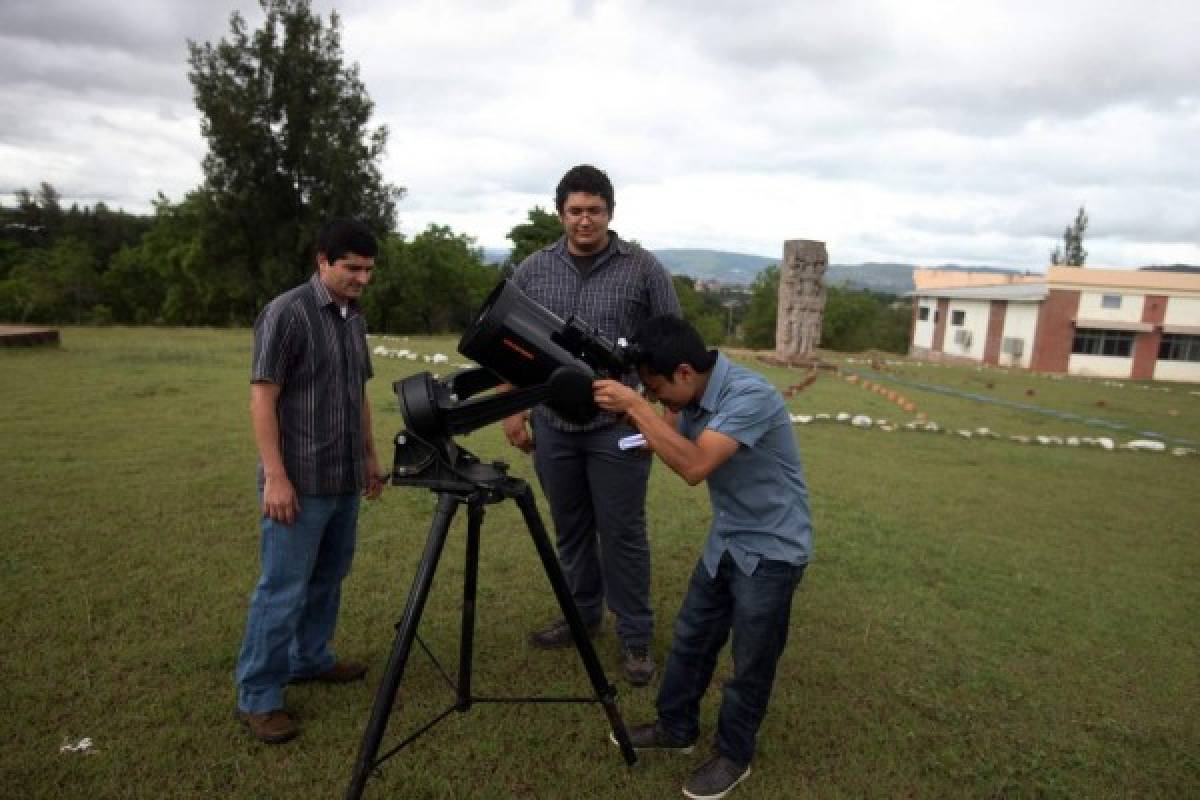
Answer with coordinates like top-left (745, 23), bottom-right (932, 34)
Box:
top-left (1124, 439), bottom-right (1166, 451)
top-left (851, 415), bottom-right (872, 428)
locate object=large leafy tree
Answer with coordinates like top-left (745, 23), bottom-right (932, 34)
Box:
top-left (187, 0), bottom-right (403, 320)
top-left (504, 206), bottom-right (563, 275)
top-left (362, 226), bottom-right (497, 335)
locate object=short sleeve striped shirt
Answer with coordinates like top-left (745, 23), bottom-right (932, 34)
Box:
top-left (513, 232), bottom-right (681, 431)
top-left (251, 273), bottom-right (374, 494)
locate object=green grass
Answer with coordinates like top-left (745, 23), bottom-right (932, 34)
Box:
top-left (2, 328), bottom-right (1197, 798)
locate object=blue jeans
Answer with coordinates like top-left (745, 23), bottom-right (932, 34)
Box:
top-left (236, 492), bottom-right (360, 713)
top-left (656, 553), bottom-right (806, 766)
top-left (531, 416), bottom-right (654, 647)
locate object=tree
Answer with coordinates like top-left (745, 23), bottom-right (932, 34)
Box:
top-left (362, 225), bottom-right (497, 334)
top-left (741, 264), bottom-right (780, 348)
top-left (504, 206), bottom-right (563, 275)
top-left (1051, 206), bottom-right (1088, 267)
top-left (672, 275), bottom-right (727, 345)
top-left (187, 0), bottom-right (404, 320)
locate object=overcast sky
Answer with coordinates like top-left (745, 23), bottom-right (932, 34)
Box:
top-left (2, 0), bottom-right (1198, 269)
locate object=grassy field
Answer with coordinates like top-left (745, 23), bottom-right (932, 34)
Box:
top-left (1, 327), bottom-right (1197, 799)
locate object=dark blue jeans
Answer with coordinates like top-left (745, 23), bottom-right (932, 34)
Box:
top-left (235, 492), bottom-right (359, 713)
top-left (656, 553), bottom-right (806, 766)
top-left (531, 416), bottom-right (654, 647)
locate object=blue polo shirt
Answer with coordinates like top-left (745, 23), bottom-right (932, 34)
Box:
top-left (678, 353), bottom-right (813, 577)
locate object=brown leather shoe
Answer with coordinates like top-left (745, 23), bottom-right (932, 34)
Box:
top-left (292, 660), bottom-right (368, 684)
top-left (237, 709), bottom-right (299, 744)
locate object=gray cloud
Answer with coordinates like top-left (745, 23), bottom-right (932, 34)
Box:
top-left (1, 0), bottom-right (1196, 268)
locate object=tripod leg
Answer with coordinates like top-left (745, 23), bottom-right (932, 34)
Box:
top-left (456, 498), bottom-right (485, 710)
top-left (513, 486), bottom-right (638, 766)
top-left (346, 491), bottom-right (463, 800)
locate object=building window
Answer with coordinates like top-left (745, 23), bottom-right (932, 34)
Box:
top-left (1159, 334), bottom-right (1200, 362)
top-left (918, 306), bottom-right (930, 321)
top-left (1072, 329), bottom-right (1134, 357)
top-left (950, 310), bottom-right (965, 326)
top-left (1101, 294), bottom-right (1122, 309)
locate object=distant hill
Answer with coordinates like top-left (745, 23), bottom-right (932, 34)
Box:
top-left (484, 245), bottom-right (1024, 295)
top-left (653, 249), bottom-right (776, 285)
top-left (657, 250), bottom-right (1020, 294)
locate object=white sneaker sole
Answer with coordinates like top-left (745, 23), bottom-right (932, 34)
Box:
top-left (681, 765), bottom-right (750, 800)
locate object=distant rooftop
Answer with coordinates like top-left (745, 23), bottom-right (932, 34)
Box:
top-left (909, 283), bottom-right (1047, 302)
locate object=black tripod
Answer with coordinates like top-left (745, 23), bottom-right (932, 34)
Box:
top-left (345, 438), bottom-right (638, 799)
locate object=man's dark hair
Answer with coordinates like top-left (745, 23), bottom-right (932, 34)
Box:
top-left (555, 164), bottom-right (615, 214)
top-left (632, 315), bottom-right (718, 378)
top-left (317, 218), bottom-right (378, 263)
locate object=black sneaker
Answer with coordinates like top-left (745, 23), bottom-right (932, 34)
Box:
top-left (608, 721), bottom-right (695, 753)
top-left (528, 617), bottom-right (601, 649)
top-left (622, 644), bottom-right (656, 685)
top-left (682, 753), bottom-right (751, 800)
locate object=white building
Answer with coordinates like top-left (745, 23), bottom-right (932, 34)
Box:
top-left (909, 267), bottom-right (1200, 383)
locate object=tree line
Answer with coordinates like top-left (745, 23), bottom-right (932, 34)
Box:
top-left (0, 0), bottom-right (909, 354)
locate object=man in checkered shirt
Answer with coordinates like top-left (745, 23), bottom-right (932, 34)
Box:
top-left (502, 164), bottom-right (681, 685)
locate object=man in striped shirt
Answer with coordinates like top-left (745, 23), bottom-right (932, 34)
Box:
top-left (235, 218), bottom-right (386, 744)
top-left (502, 165), bottom-right (681, 686)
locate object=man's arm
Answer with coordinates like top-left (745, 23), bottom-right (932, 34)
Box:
top-left (496, 382), bottom-right (535, 453)
top-left (251, 381), bottom-right (300, 524)
top-left (593, 380), bottom-right (737, 485)
top-left (362, 393), bottom-right (385, 499)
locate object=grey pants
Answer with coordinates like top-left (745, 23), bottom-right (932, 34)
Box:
top-left (531, 415), bottom-right (654, 647)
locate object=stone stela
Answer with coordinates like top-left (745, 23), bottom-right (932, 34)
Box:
top-left (774, 240), bottom-right (828, 363)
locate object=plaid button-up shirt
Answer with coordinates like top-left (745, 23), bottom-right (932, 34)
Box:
top-left (252, 273), bottom-right (374, 494)
top-left (513, 232), bottom-right (681, 431)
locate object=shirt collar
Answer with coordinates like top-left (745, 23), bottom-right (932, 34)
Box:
top-left (694, 351), bottom-right (728, 414)
top-left (309, 272), bottom-right (361, 316)
top-left (548, 230), bottom-right (627, 258)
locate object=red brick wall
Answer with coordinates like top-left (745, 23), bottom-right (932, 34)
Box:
top-left (909, 299), bottom-right (920, 353)
top-left (932, 298), bottom-right (949, 353)
top-left (1032, 289), bottom-right (1080, 373)
top-left (983, 301), bottom-right (1007, 365)
top-left (1132, 295), bottom-right (1168, 380)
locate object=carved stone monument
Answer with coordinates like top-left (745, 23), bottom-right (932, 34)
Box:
top-left (774, 239), bottom-right (828, 363)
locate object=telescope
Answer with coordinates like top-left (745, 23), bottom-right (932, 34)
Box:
top-left (388, 279), bottom-right (641, 488)
top-left (346, 280), bottom-right (640, 799)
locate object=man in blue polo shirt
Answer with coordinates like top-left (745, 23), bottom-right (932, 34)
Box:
top-left (593, 315), bottom-right (812, 800)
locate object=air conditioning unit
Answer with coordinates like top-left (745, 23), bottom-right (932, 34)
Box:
top-left (1002, 337), bottom-right (1025, 357)
top-left (953, 329), bottom-right (973, 348)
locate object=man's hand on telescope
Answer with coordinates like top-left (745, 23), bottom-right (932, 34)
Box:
top-left (592, 379), bottom-right (647, 416)
top-left (503, 411), bottom-right (535, 453)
